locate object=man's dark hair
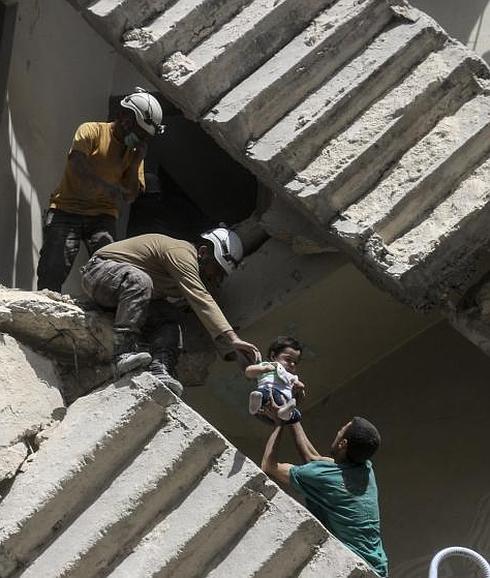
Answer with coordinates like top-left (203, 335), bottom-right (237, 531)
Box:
top-left (344, 417), bottom-right (381, 464)
top-left (268, 336), bottom-right (303, 359)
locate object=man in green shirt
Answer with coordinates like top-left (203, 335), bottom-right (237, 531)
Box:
top-left (261, 412), bottom-right (388, 576)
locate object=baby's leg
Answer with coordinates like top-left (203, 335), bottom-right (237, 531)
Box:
top-left (249, 387), bottom-right (270, 415)
top-left (271, 389), bottom-right (298, 421)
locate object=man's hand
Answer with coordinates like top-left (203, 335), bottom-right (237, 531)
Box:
top-left (232, 338), bottom-right (261, 364)
top-left (293, 380), bottom-right (306, 403)
top-left (223, 330), bottom-right (261, 365)
top-left (260, 395), bottom-right (282, 426)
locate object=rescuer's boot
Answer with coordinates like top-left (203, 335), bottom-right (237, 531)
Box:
top-left (113, 329), bottom-right (152, 378)
top-left (149, 350), bottom-right (183, 397)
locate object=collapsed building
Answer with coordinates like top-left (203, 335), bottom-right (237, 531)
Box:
top-left (1, 0), bottom-right (490, 576)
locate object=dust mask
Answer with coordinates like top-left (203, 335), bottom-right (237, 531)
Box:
top-left (124, 132), bottom-right (140, 149)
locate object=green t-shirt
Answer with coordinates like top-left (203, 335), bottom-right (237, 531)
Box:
top-left (290, 460), bottom-right (388, 576)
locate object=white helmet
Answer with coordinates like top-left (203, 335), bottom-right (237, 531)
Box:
top-left (201, 227), bottom-right (243, 275)
top-left (120, 87), bottom-right (164, 136)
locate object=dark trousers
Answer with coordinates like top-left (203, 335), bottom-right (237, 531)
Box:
top-left (37, 209), bottom-right (116, 292)
top-left (258, 387), bottom-right (301, 424)
top-left (81, 256), bottom-right (183, 356)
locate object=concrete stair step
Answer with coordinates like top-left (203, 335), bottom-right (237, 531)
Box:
top-left (122, 0), bottom-right (253, 73)
top-left (19, 403), bottom-right (227, 578)
top-left (246, 13), bottom-right (443, 185)
top-left (338, 93), bottom-right (490, 245)
top-left (159, 0), bottom-right (334, 118)
top-left (299, 537), bottom-right (378, 577)
top-left (206, 492), bottom-right (328, 578)
top-left (67, 0), bottom-right (490, 310)
top-left (85, 0), bottom-right (176, 41)
top-left (0, 373), bottom-right (174, 577)
top-left (107, 449), bottom-right (278, 578)
top-left (203, 0), bottom-right (394, 153)
top-left (382, 154), bottom-right (490, 289)
top-left (0, 371), bottom-right (381, 578)
top-left (285, 44), bottom-right (486, 226)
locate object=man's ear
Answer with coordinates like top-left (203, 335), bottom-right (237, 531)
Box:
top-left (339, 438), bottom-right (348, 450)
top-left (197, 245), bottom-right (210, 259)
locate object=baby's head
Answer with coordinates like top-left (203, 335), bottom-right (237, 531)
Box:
top-left (268, 336), bottom-right (302, 374)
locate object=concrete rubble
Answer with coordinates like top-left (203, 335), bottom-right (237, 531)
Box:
top-left (0, 337), bottom-right (378, 577)
top-left (0, 287), bottom-right (217, 399)
top-left (0, 333), bottom-right (64, 490)
top-left (67, 0), bottom-right (490, 313)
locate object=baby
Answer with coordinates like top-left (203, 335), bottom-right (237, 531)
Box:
top-left (245, 336), bottom-right (305, 423)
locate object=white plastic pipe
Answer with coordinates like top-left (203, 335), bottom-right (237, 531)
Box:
top-left (429, 547), bottom-right (490, 578)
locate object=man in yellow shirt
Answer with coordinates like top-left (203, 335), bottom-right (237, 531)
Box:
top-left (37, 88), bottom-right (165, 292)
top-left (80, 228), bottom-right (260, 396)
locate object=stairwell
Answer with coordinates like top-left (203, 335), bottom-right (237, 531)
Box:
top-left (66, 0), bottom-right (490, 312)
top-left (0, 371), bottom-right (377, 578)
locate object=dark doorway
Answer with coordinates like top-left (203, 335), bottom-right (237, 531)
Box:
top-left (109, 94), bottom-right (258, 243)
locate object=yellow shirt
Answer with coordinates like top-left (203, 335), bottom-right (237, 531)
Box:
top-left (96, 234), bottom-right (233, 339)
top-left (50, 122), bottom-right (145, 218)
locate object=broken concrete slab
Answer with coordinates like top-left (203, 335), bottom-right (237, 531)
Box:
top-left (0, 372), bottom-right (175, 575)
top-left (92, 449), bottom-right (276, 578)
top-left (123, 0), bottom-right (253, 72)
top-left (20, 402), bottom-right (226, 578)
top-left (69, 0), bottom-right (490, 313)
top-left (206, 492), bottom-right (327, 577)
top-left (246, 13), bottom-right (443, 184)
top-left (299, 538), bottom-right (378, 577)
top-left (290, 44), bottom-right (484, 226)
top-left (0, 287), bottom-right (220, 393)
top-left (159, 0), bottom-right (334, 118)
top-left (0, 287), bottom-right (112, 364)
top-left (0, 443), bottom-right (28, 488)
top-left (0, 334), bottom-right (64, 486)
top-left (204, 0), bottom-right (396, 152)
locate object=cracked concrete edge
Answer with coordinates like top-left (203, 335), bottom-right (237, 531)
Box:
top-left (0, 333), bottom-right (66, 489)
top-left (0, 373), bottom-right (178, 573)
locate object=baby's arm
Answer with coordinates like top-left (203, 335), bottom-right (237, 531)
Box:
top-left (244, 362), bottom-right (275, 380)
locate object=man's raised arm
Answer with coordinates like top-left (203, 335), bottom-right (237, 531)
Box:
top-left (261, 425), bottom-right (293, 486)
top-left (289, 422), bottom-right (332, 463)
top-left (263, 398), bottom-right (325, 464)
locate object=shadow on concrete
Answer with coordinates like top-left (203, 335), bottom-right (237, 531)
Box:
top-left (1, 105), bottom-right (40, 289)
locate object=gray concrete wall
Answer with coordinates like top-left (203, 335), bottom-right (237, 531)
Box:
top-left (0, 0), bottom-right (115, 290)
top-left (0, 0), bottom-right (154, 292)
top-left (412, 0), bottom-right (490, 62)
top-left (302, 321), bottom-right (490, 577)
top-left (193, 318), bottom-right (490, 577)
top-left (187, 273), bottom-right (489, 575)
